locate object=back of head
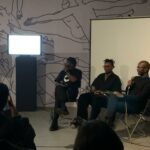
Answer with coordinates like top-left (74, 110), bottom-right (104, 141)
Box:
top-left (0, 83), bottom-right (9, 111)
top-left (74, 120), bottom-right (124, 150)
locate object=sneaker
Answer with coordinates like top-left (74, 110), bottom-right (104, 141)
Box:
top-left (49, 120), bottom-right (59, 131)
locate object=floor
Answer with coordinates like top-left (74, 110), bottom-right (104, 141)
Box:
top-left (20, 108), bottom-right (150, 150)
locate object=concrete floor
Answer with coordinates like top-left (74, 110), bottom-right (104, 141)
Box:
top-left (20, 108), bottom-right (150, 150)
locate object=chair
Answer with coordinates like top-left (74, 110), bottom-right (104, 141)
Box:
top-left (122, 98), bottom-right (150, 141)
top-left (129, 99), bottom-right (150, 138)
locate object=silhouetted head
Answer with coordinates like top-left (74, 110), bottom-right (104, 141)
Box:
top-left (0, 83), bottom-right (9, 111)
top-left (74, 120), bottom-right (124, 150)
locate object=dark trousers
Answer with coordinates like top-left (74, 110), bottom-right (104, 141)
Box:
top-left (77, 93), bottom-right (92, 120)
top-left (90, 95), bottom-right (108, 120)
top-left (53, 85), bottom-right (78, 121)
top-left (77, 92), bottom-right (108, 120)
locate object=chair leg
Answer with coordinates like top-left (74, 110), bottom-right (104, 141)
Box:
top-left (120, 115), bottom-right (143, 141)
top-left (121, 120), bottom-right (132, 141)
top-left (130, 116), bottom-right (143, 138)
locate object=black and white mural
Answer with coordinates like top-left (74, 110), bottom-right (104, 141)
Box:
top-left (0, 0), bottom-right (149, 106)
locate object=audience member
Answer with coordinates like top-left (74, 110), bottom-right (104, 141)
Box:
top-left (73, 120), bottom-right (124, 150)
top-left (0, 83), bottom-right (36, 150)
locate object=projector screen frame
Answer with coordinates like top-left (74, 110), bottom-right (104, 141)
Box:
top-left (90, 16), bottom-right (150, 87)
top-left (8, 34), bottom-right (42, 56)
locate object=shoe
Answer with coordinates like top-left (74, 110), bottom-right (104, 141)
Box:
top-left (70, 117), bottom-right (86, 128)
top-left (49, 120), bottom-right (59, 131)
top-left (56, 108), bottom-right (69, 115)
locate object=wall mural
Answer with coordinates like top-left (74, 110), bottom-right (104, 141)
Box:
top-left (0, 0), bottom-right (149, 106)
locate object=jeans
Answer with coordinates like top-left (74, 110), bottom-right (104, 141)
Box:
top-left (88, 94), bottom-right (142, 122)
top-left (106, 95), bottom-right (142, 119)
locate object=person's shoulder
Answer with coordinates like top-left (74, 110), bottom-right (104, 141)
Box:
top-left (58, 70), bottom-right (66, 76)
top-left (134, 76), bottom-right (140, 79)
top-left (71, 68), bottom-right (82, 75)
top-left (112, 73), bottom-right (120, 79)
top-left (93, 73), bottom-right (104, 81)
top-left (74, 68), bottom-right (82, 72)
top-left (97, 73), bottom-right (105, 77)
top-left (59, 70), bottom-right (65, 73)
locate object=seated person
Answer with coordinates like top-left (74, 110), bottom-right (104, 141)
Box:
top-left (96, 60), bottom-right (150, 127)
top-left (73, 120), bottom-right (124, 150)
top-left (0, 83), bottom-right (36, 150)
top-left (76, 59), bottom-right (122, 121)
top-left (50, 57), bottom-right (82, 131)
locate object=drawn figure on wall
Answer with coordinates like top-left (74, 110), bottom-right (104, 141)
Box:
top-left (24, 0), bottom-right (147, 43)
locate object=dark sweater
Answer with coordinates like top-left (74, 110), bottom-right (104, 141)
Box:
top-left (55, 68), bottom-right (82, 88)
top-left (129, 76), bottom-right (150, 101)
top-left (55, 68), bottom-right (82, 100)
top-left (91, 73), bottom-right (122, 92)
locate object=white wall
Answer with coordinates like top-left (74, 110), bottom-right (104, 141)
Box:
top-left (0, 0), bottom-right (150, 106)
top-left (91, 18), bottom-right (150, 89)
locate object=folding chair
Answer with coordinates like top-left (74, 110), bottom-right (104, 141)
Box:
top-left (129, 98), bottom-right (150, 138)
top-left (122, 98), bottom-right (150, 141)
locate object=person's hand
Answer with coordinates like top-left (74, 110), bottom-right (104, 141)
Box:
top-left (68, 74), bottom-right (77, 82)
top-left (113, 91), bottom-right (123, 97)
top-left (127, 77), bottom-right (135, 87)
top-left (127, 80), bottom-right (132, 87)
top-left (94, 90), bottom-right (104, 96)
top-left (90, 86), bottom-right (96, 93)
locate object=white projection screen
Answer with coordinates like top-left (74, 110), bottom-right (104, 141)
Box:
top-left (91, 18), bottom-right (150, 89)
